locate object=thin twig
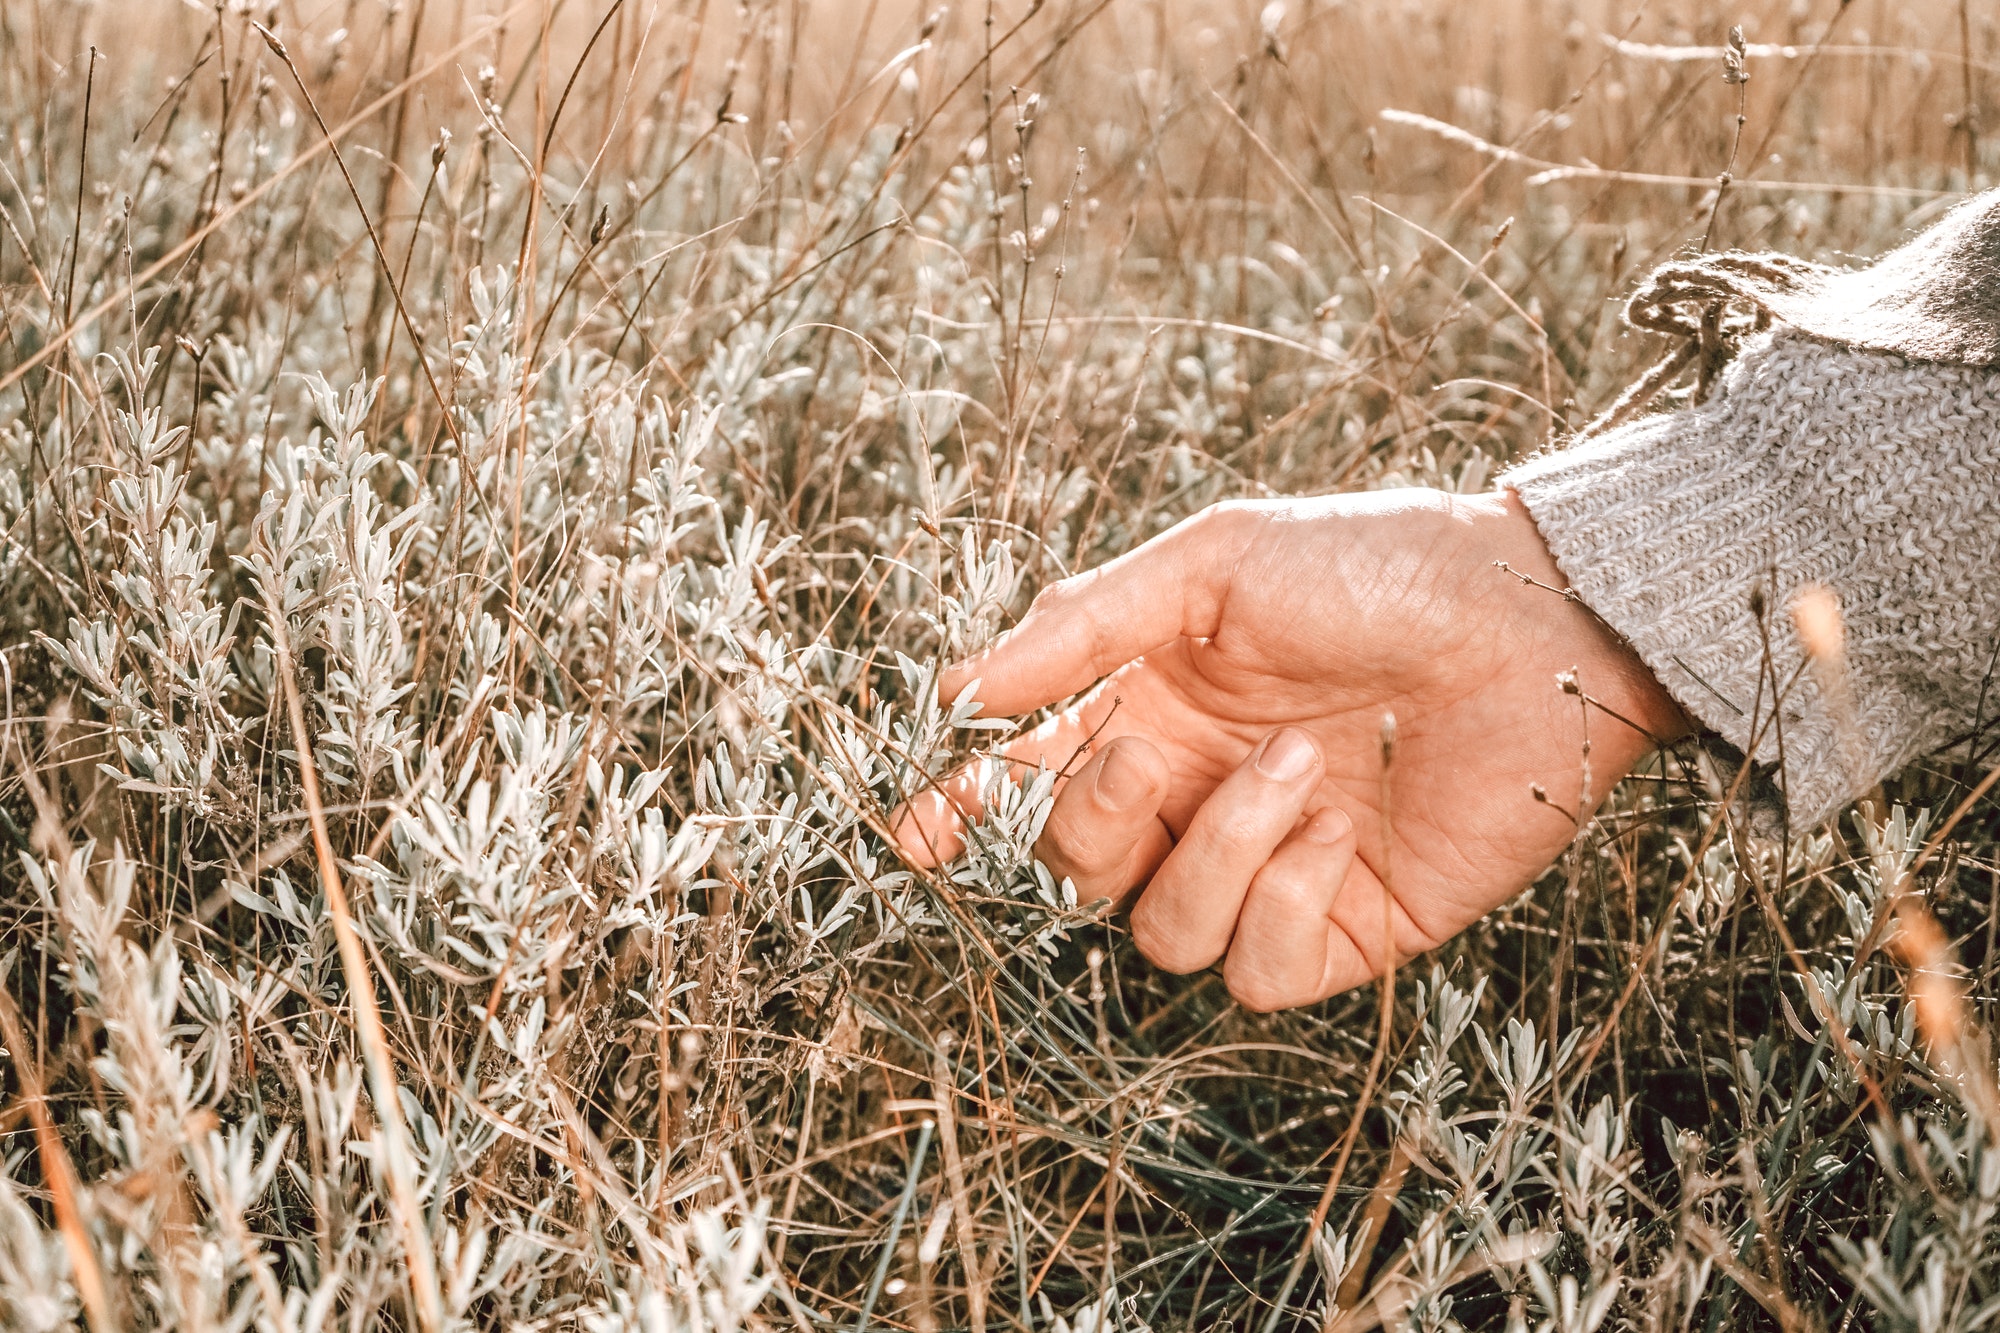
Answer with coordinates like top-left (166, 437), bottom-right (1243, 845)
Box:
top-left (261, 594), bottom-right (445, 1333)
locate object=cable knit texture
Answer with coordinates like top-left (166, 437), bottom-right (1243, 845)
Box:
top-left (1507, 330), bottom-right (2000, 826)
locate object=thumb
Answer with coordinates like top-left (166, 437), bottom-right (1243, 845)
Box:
top-left (943, 507), bottom-right (1245, 717)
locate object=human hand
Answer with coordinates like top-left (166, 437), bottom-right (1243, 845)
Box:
top-left (892, 488), bottom-right (1687, 1010)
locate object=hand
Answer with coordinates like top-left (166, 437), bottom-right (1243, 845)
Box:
top-left (892, 488), bottom-right (1687, 1011)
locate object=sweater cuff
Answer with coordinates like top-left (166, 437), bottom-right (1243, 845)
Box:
top-left (1505, 391), bottom-right (1858, 827)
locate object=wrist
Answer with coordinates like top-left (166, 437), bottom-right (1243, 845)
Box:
top-left (1492, 486), bottom-right (1692, 749)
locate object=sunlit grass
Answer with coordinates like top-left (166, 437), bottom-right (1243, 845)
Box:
top-left (2, 1), bottom-right (1999, 1329)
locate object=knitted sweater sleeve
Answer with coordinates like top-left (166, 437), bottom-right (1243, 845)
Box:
top-left (1504, 329), bottom-right (2000, 827)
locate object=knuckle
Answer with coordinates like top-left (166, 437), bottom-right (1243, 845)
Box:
top-left (1025, 580), bottom-right (1071, 620)
top-left (1197, 499), bottom-right (1267, 540)
top-left (1130, 907), bottom-right (1205, 975)
top-left (1378, 893), bottom-right (1450, 958)
top-left (1040, 817), bottom-right (1112, 877)
top-left (1207, 810), bottom-right (1272, 858)
top-left (1145, 945), bottom-right (1206, 976)
top-left (1224, 962), bottom-right (1294, 1014)
top-left (1249, 864), bottom-right (1323, 918)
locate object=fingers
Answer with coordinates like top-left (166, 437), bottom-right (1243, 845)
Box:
top-left (901, 503), bottom-right (1251, 868)
top-left (889, 703), bottom-right (1110, 868)
top-left (1222, 808), bottom-right (1367, 1012)
top-left (889, 754), bottom-right (1007, 868)
top-left (895, 717), bottom-right (1412, 1011)
top-left (1129, 726), bottom-right (1323, 974)
top-left (1035, 736), bottom-right (1174, 906)
top-left (941, 508), bottom-right (1247, 718)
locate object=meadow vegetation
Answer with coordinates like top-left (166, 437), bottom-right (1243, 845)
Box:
top-left (3, 0), bottom-right (2000, 1328)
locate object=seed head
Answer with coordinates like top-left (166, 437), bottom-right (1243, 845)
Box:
top-left (1722, 26), bottom-right (1749, 84)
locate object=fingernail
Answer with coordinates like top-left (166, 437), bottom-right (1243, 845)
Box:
top-left (1095, 747), bottom-right (1151, 811)
top-left (1256, 727), bottom-right (1319, 781)
top-left (1302, 806), bottom-right (1352, 844)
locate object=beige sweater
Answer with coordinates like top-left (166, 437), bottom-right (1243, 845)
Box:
top-left (1506, 192), bottom-right (2000, 826)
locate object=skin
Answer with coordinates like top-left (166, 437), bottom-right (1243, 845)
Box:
top-left (891, 487), bottom-right (1690, 1012)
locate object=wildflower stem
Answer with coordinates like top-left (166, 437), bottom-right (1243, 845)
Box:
top-left (262, 596), bottom-right (445, 1333)
top-left (855, 1119), bottom-right (936, 1333)
top-left (0, 985), bottom-right (115, 1333)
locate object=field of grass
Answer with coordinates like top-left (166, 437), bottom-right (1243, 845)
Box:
top-left (3, 0), bottom-right (1999, 1329)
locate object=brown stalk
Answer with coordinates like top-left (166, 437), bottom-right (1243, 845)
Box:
top-left (1381, 108), bottom-right (1947, 200)
top-left (361, 0), bottom-right (429, 371)
top-left (931, 1040), bottom-right (987, 1333)
top-left (1325, 713), bottom-right (1407, 1330)
top-left (60, 46), bottom-right (95, 327)
top-left (1701, 27), bottom-right (1751, 252)
top-left (1333, 1141), bottom-right (1411, 1316)
top-left (1254, 715), bottom-right (1402, 1333)
top-left (1959, 0), bottom-right (1982, 183)
top-left (249, 23), bottom-right (486, 522)
top-left (0, 984), bottom-right (115, 1333)
top-left (260, 596), bottom-right (444, 1333)
top-left (0, 733), bottom-right (116, 1332)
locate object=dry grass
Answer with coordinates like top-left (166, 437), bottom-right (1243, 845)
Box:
top-left (3, 1), bottom-right (2000, 1329)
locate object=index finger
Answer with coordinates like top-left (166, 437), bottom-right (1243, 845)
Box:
top-left (941, 507), bottom-right (1247, 719)
top-left (889, 693), bottom-right (1120, 867)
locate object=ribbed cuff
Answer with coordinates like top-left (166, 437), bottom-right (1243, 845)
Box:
top-left (1504, 340), bottom-right (1919, 828)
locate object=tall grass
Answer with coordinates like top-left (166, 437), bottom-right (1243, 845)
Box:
top-left (2, 1), bottom-right (1998, 1329)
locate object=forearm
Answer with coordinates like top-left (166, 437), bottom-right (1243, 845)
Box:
top-left (1505, 330), bottom-right (2000, 827)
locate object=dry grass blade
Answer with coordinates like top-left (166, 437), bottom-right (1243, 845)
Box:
top-left (261, 598), bottom-right (445, 1333)
top-left (0, 985), bottom-right (116, 1333)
